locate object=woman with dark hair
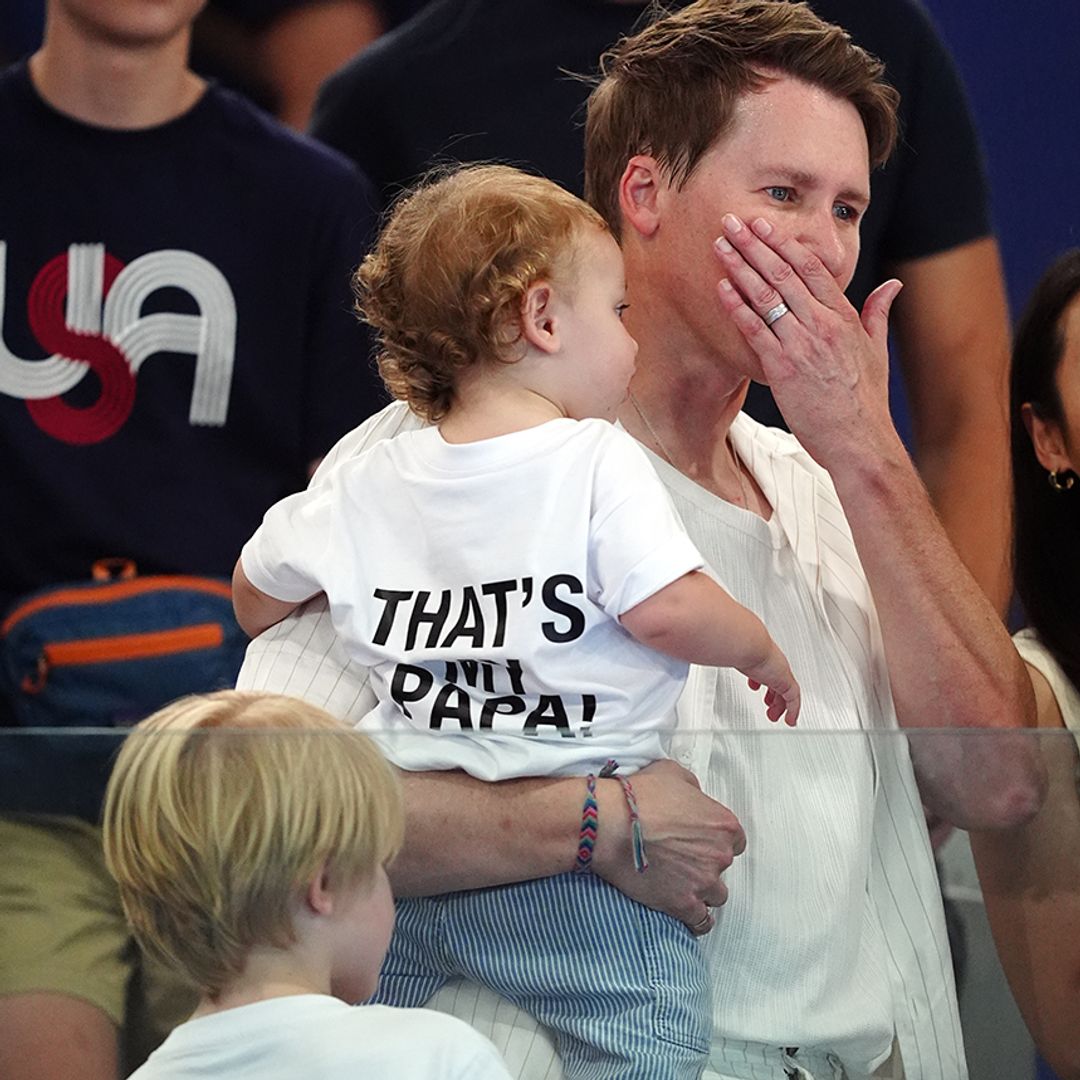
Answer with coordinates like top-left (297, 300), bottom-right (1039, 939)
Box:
top-left (972, 249), bottom-right (1080, 1080)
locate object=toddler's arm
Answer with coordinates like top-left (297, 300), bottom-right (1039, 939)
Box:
top-left (620, 570), bottom-right (800, 725)
top-left (232, 559), bottom-right (312, 638)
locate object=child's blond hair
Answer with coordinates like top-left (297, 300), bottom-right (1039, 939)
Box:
top-left (354, 163), bottom-right (609, 423)
top-left (102, 691), bottom-right (403, 999)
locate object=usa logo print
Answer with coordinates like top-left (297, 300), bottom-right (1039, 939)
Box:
top-left (0, 243), bottom-right (236, 445)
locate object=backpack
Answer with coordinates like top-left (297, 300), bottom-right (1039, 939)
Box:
top-left (0, 560), bottom-right (249, 820)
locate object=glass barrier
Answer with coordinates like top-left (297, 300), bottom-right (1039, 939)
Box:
top-left (1, 725), bottom-right (1076, 1080)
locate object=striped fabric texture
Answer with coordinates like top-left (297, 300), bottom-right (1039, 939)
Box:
top-left (370, 873), bottom-right (710, 1080)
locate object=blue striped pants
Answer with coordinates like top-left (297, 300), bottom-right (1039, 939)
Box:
top-left (370, 872), bottom-right (711, 1079)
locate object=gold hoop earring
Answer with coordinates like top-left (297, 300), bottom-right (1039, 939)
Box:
top-left (1049, 469), bottom-right (1076, 492)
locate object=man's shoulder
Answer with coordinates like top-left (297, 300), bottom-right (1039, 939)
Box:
top-left (0, 60), bottom-right (46, 131)
top-left (733, 412), bottom-right (843, 510)
top-left (0, 60), bottom-right (28, 97)
top-left (317, 0), bottom-right (481, 103)
top-left (201, 84), bottom-right (373, 194)
top-left (309, 0), bottom-right (484, 186)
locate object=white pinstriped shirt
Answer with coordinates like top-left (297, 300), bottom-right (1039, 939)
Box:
top-left (236, 403), bottom-right (966, 1080)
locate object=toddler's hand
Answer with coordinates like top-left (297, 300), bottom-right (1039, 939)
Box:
top-left (741, 645), bottom-right (800, 726)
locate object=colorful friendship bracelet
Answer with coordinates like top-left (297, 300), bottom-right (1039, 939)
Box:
top-left (573, 759), bottom-right (648, 875)
top-left (574, 772), bottom-right (600, 873)
top-left (615, 772), bottom-right (649, 873)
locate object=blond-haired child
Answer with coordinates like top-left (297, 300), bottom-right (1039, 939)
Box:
top-left (232, 164), bottom-right (799, 1079)
top-left (103, 690), bottom-right (512, 1079)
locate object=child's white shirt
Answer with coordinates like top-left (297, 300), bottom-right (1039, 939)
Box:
top-left (128, 995), bottom-right (512, 1078)
top-left (241, 418), bottom-right (703, 778)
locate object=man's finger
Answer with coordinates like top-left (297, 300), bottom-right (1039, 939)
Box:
top-left (860, 278), bottom-right (904, 342)
top-left (702, 882), bottom-right (729, 909)
top-left (689, 909), bottom-right (716, 936)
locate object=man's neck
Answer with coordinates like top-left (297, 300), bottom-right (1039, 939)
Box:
top-left (618, 294), bottom-right (748, 453)
top-left (621, 359), bottom-right (744, 458)
top-left (616, 300), bottom-right (774, 513)
top-left (29, 12), bottom-right (204, 130)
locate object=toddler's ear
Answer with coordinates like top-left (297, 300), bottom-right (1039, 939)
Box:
top-left (521, 281), bottom-right (560, 353)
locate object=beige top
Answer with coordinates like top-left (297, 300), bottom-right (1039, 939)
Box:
top-left (1013, 627), bottom-right (1080, 752)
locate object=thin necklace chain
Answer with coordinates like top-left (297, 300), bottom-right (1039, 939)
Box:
top-left (628, 390), bottom-right (677, 467)
top-left (627, 391), bottom-right (752, 509)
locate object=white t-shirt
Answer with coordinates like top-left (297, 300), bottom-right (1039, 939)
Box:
top-left (241, 418), bottom-right (703, 779)
top-left (128, 995), bottom-right (513, 1079)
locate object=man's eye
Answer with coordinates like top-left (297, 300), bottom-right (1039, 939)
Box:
top-left (615, 303), bottom-right (630, 319)
top-left (834, 203), bottom-right (860, 222)
top-left (766, 186), bottom-right (792, 202)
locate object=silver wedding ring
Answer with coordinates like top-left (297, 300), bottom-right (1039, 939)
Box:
top-left (763, 301), bottom-right (790, 326)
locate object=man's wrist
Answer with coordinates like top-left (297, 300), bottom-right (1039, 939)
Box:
top-left (826, 431), bottom-right (916, 508)
top-left (589, 778), bottom-right (634, 880)
top-left (573, 765), bottom-right (647, 876)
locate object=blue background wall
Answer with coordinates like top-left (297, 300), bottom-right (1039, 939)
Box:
top-left (922, 0), bottom-right (1080, 318)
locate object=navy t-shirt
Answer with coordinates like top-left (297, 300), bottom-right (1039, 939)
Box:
top-left (0, 65), bottom-right (386, 611)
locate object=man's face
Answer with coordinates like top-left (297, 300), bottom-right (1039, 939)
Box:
top-left (649, 75), bottom-right (871, 380)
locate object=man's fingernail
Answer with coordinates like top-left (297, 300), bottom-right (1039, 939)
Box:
top-left (715, 237), bottom-right (734, 254)
top-left (752, 217), bottom-right (772, 237)
top-left (723, 213), bottom-right (743, 233)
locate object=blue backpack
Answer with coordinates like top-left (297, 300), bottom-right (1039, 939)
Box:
top-left (0, 560), bottom-right (249, 820)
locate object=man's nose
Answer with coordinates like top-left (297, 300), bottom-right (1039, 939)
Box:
top-left (796, 210), bottom-right (850, 284)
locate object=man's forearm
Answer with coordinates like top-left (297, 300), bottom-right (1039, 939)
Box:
top-left (891, 239), bottom-right (1013, 617)
top-left (969, 671), bottom-right (1080, 1079)
top-left (917, 426), bottom-right (1012, 618)
top-left (389, 769), bottom-right (582, 896)
top-left (389, 761), bottom-right (744, 931)
top-left (829, 444), bottom-right (1044, 828)
top-left (711, 218), bottom-right (1042, 829)
top-left (850, 240), bottom-right (1026, 823)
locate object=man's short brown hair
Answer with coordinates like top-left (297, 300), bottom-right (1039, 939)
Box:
top-left (584, 0), bottom-right (899, 235)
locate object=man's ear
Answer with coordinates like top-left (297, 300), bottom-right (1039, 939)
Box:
top-left (520, 281), bottom-right (560, 354)
top-left (304, 863), bottom-right (335, 917)
top-left (619, 155), bottom-right (663, 239)
top-left (1022, 402), bottom-right (1076, 474)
